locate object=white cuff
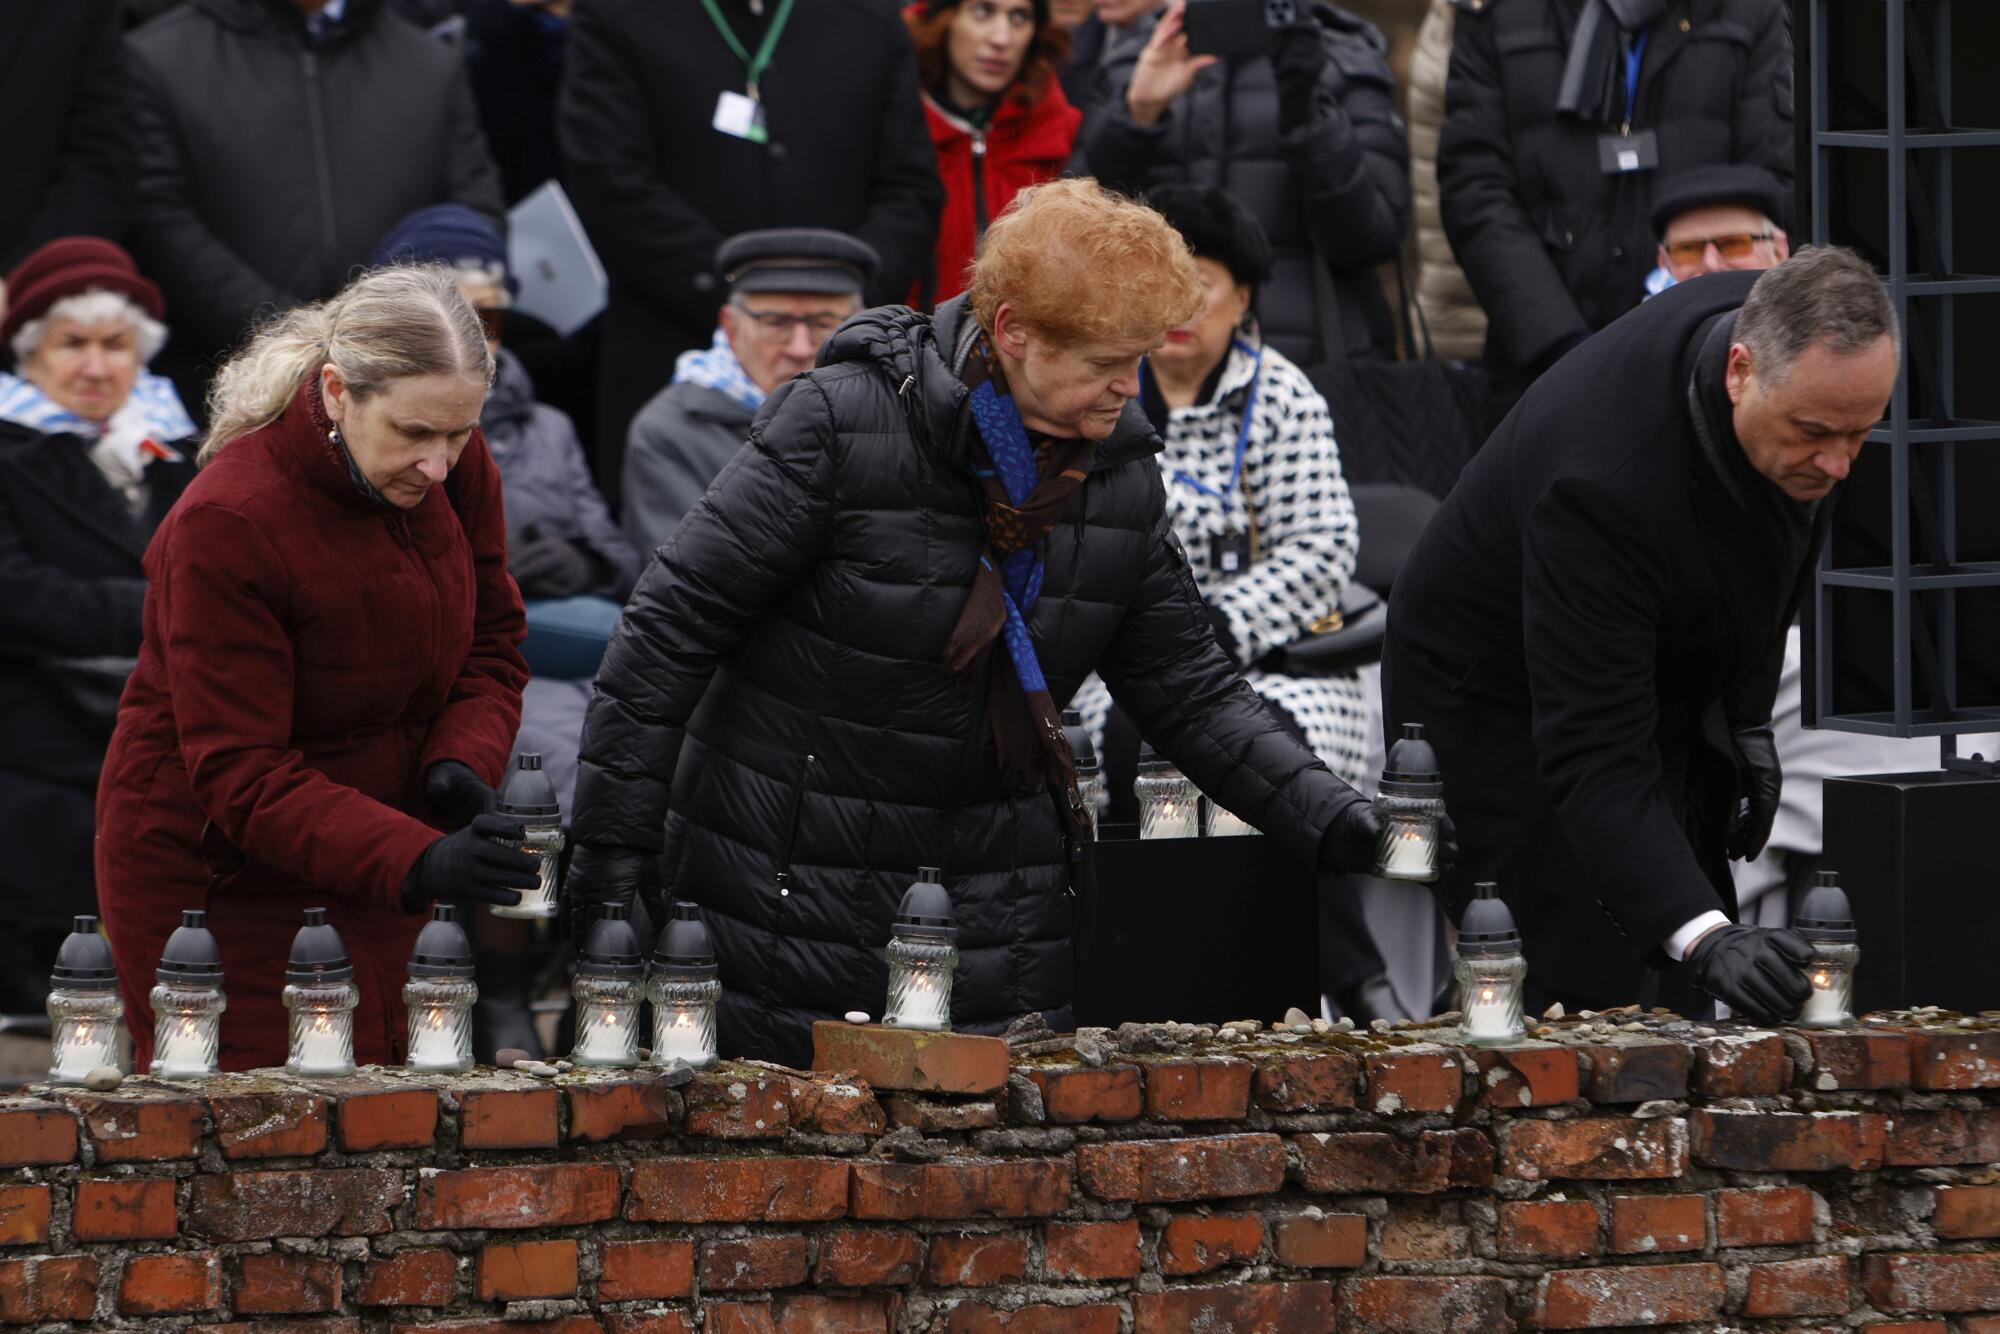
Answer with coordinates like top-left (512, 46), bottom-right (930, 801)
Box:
top-left (1663, 910), bottom-right (1732, 962)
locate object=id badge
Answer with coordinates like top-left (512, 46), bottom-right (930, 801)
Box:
top-left (1598, 128), bottom-right (1659, 174)
top-left (1210, 531), bottom-right (1253, 576)
top-left (712, 90), bottom-right (768, 144)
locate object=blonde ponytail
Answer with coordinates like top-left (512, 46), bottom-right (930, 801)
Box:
top-left (198, 264), bottom-right (494, 465)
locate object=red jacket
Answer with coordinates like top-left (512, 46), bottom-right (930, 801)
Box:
top-left (919, 81), bottom-right (1080, 303)
top-left (95, 381), bottom-right (526, 1071)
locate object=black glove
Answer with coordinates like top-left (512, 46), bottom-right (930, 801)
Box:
top-left (511, 537), bottom-right (596, 598)
top-left (424, 760), bottom-right (497, 828)
top-left (1272, 22), bottom-right (1327, 134)
top-left (1727, 724), bottom-right (1782, 861)
top-left (401, 813), bottom-right (540, 913)
top-left (563, 841), bottom-right (656, 940)
top-left (1686, 923), bottom-right (1815, 1023)
top-left (1317, 795), bottom-right (1383, 874)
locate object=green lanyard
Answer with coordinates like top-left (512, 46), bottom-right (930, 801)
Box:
top-left (696, 0), bottom-right (796, 103)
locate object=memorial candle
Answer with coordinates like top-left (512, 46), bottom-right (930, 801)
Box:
top-left (47, 916), bottom-right (123, 1086)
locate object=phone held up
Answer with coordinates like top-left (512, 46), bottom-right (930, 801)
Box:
top-left (1181, 0), bottom-right (1298, 58)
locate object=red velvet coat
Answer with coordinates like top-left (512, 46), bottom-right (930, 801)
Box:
top-left (920, 80), bottom-right (1080, 303)
top-left (95, 382), bottom-right (527, 1072)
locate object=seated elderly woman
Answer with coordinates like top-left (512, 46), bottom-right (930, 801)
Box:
top-left (0, 237), bottom-right (198, 1010)
top-left (565, 178), bottom-right (1389, 1066)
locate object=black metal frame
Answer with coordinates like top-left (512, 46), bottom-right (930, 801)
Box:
top-left (1807, 0), bottom-right (2000, 769)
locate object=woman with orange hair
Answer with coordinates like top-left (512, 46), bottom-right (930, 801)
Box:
top-left (904, 0), bottom-right (1080, 304)
top-left (565, 179), bottom-right (1393, 1065)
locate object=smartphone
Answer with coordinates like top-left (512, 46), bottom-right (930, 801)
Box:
top-left (1182, 0), bottom-right (1298, 58)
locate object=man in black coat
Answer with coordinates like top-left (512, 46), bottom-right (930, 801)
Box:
top-left (557, 0), bottom-right (943, 506)
top-left (0, 0), bottom-right (131, 268)
top-left (1381, 250), bottom-right (1899, 1021)
top-left (1439, 0), bottom-right (1792, 398)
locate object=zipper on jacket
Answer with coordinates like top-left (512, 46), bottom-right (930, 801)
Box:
top-left (299, 51), bottom-right (341, 284)
top-left (971, 131), bottom-right (990, 246)
top-left (773, 752), bottom-right (818, 897)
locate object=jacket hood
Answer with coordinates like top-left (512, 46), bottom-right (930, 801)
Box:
top-left (193, 0), bottom-right (385, 42)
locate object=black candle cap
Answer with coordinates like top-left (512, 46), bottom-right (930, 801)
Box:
top-left (579, 903), bottom-right (645, 979)
top-left (653, 901), bottom-right (719, 979)
top-left (1136, 742), bottom-right (1172, 774)
top-left (407, 904), bottom-right (475, 978)
top-left (157, 909), bottom-right (224, 986)
top-left (893, 867), bottom-right (957, 942)
top-left (1062, 709), bottom-right (1098, 775)
top-left (51, 915), bottom-right (118, 990)
top-left (1458, 882), bottom-right (1523, 956)
top-left (497, 752), bottom-right (561, 818)
top-left (286, 907), bottom-right (354, 984)
top-left (1381, 722), bottom-right (1444, 795)
top-left (1794, 870), bottom-right (1857, 943)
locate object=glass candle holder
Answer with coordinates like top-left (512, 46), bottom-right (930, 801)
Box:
top-left (1206, 800), bottom-right (1258, 838)
top-left (1062, 710), bottom-right (1107, 837)
top-left (572, 904), bottom-right (645, 1068)
top-left (1374, 723), bottom-right (1446, 883)
top-left (1454, 882), bottom-right (1527, 1045)
top-left (1078, 767), bottom-right (1107, 836)
top-left (284, 907), bottom-right (358, 1076)
top-left (648, 901), bottom-right (720, 1070)
top-left (1794, 871), bottom-right (1859, 1028)
top-left (883, 868), bottom-right (958, 1031)
top-left (48, 915), bottom-right (122, 1085)
top-left (1135, 746), bottom-right (1200, 839)
top-left (490, 752), bottom-right (565, 920)
top-left (404, 904), bottom-right (476, 1073)
top-left (150, 909), bottom-right (224, 1078)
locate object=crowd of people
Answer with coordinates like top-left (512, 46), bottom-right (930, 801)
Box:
top-left (6, 0), bottom-right (1909, 1070)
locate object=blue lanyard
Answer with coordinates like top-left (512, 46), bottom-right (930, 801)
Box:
top-left (1622, 29), bottom-right (1649, 129)
top-left (1160, 339), bottom-right (1263, 517)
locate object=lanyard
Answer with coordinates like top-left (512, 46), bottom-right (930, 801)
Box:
top-left (1622, 29), bottom-right (1649, 132)
top-left (696, 0), bottom-right (796, 101)
top-left (1163, 339), bottom-right (1263, 517)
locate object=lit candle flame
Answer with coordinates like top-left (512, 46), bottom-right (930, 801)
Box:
top-left (1478, 987), bottom-right (1496, 1004)
top-left (1812, 969), bottom-right (1831, 989)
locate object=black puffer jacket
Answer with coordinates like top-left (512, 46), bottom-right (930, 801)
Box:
top-left (1438, 0), bottom-right (1792, 374)
top-left (570, 298), bottom-right (1369, 1065)
top-left (1072, 4), bottom-right (1410, 364)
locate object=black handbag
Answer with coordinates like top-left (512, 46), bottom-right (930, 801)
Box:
top-left (1259, 581), bottom-right (1386, 676)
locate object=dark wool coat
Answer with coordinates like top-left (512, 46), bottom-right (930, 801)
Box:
top-left (95, 385), bottom-right (526, 1071)
top-left (1438, 0), bottom-right (1793, 375)
top-left (557, 0), bottom-right (944, 501)
top-left (1073, 2), bottom-right (1411, 364)
top-left (1381, 271), bottom-right (1807, 1007)
top-left (570, 298), bottom-right (1369, 1066)
top-left (0, 421), bottom-right (195, 926)
top-left (0, 0), bottom-right (131, 267)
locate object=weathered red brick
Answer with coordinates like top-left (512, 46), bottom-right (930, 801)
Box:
top-left (475, 1240), bottom-right (578, 1302)
top-left (1076, 1134), bottom-right (1284, 1203)
top-left (1292, 1130), bottom-right (1452, 1194)
top-left (0, 1104), bottom-right (76, 1166)
top-left (119, 1253), bottom-right (220, 1315)
top-left (1804, 1030), bottom-right (1911, 1089)
top-left (1693, 1033), bottom-right (1791, 1098)
top-left (188, 1167), bottom-right (401, 1241)
top-left (1367, 1046), bottom-right (1464, 1113)
top-left (936, 1304), bottom-right (1121, 1334)
top-left (1741, 1255), bottom-right (1849, 1318)
top-left (1252, 1050), bottom-right (1360, 1112)
top-left (629, 1157), bottom-right (847, 1223)
top-left (1043, 1219), bottom-right (1140, 1280)
top-left (1337, 1275), bottom-right (1513, 1333)
top-left (1934, 1184), bottom-right (2000, 1238)
top-left (566, 1078), bottom-right (678, 1142)
top-left (684, 1070), bottom-right (793, 1139)
top-left (233, 1253), bottom-right (341, 1314)
top-left (1378, 1200), bottom-right (1469, 1261)
top-left (1497, 1199), bottom-right (1600, 1260)
top-left (1715, 1186), bottom-right (1815, 1246)
top-left (1023, 1067), bottom-right (1142, 1124)
top-left (606, 1316), bottom-right (697, 1334)
top-left (598, 1239), bottom-right (694, 1301)
top-left (882, 1095), bottom-right (999, 1133)
top-left (1690, 1109), bottom-right (1886, 1172)
top-left (1144, 1058), bottom-right (1252, 1120)
top-left (335, 1086), bottom-right (439, 1151)
top-left (924, 1231), bottom-right (1029, 1287)
top-left (1607, 1194), bottom-right (1704, 1254)
top-left (1271, 1212), bottom-right (1366, 1267)
top-left (459, 1085), bottom-right (559, 1149)
top-left (73, 1175), bottom-right (178, 1240)
top-left (1502, 1117), bottom-right (1685, 1181)
top-left (1884, 1108), bottom-right (2000, 1165)
top-left (74, 1092), bottom-right (203, 1161)
top-left (391, 1321), bottom-right (596, 1334)
top-left (1134, 1281), bottom-right (1334, 1333)
top-left (1533, 1262), bottom-right (1724, 1328)
top-left (850, 1158), bottom-right (1071, 1219)
top-left (1863, 1251), bottom-right (2000, 1313)
top-left (1156, 1212), bottom-right (1264, 1275)
top-left (414, 1163), bottom-right (621, 1230)
top-left (811, 1022), bottom-right (1009, 1094)
top-left (0, 1256), bottom-right (96, 1323)
top-left (704, 1294), bottom-right (892, 1334)
top-left (1580, 1040), bottom-right (1694, 1104)
top-left (1469, 1045), bottom-right (1582, 1109)
top-left (207, 1087), bottom-right (329, 1158)
top-left (356, 1250), bottom-right (457, 1307)
top-left (701, 1235), bottom-right (809, 1293)
top-left (788, 1078), bottom-right (886, 1136)
top-left (0, 1186), bottom-right (50, 1245)
top-left (1909, 1029), bottom-right (2000, 1090)
top-left (814, 1229), bottom-right (924, 1287)
top-left (196, 1319), bottom-right (361, 1334)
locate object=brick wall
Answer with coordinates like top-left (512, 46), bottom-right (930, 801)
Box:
top-left (4, 1007), bottom-right (2000, 1331)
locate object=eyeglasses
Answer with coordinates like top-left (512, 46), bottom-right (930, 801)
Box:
top-left (1664, 232), bottom-right (1775, 265)
top-left (731, 302), bottom-right (848, 343)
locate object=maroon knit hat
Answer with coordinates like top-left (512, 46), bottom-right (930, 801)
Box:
top-left (1, 237), bottom-right (166, 351)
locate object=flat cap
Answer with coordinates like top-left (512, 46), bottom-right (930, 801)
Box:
top-left (1651, 164), bottom-right (1789, 237)
top-left (717, 228), bottom-right (880, 298)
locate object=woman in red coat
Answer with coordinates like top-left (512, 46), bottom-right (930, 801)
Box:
top-left (906, 0), bottom-right (1082, 305)
top-left (96, 265), bottom-right (539, 1072)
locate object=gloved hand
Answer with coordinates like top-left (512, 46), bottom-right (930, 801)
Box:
top-left (1272, 21), bottom-right (1327, 134)
top-left (1317, 796), bottom-right (1383, 874)
top-left (1686, 923), bottom-right (1815, 1023)
top-left (424, 760), bottom-right (497, 828)
top-left (401, 813), bottom-right (540, 913)
top-left (1727, 724), bottom-right (1782, 861)
top-left (511, 537), bottom-right (596, 598)
top-left (563, 841), bottom-right (656, 940)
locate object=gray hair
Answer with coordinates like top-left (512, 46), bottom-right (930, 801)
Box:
top-left (1735, 245), bottom-right (1900, 383)
top-left (9, 289), bottom-right (169, 368)
top-left (200, 264), bottom-right (493, 465)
